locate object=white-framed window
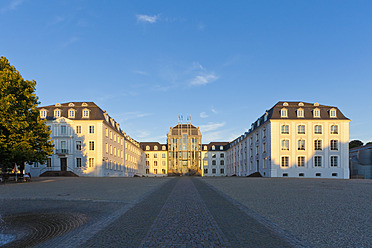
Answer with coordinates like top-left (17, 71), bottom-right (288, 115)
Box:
top-left (76, 158), bottom-right (82, 168)
top-left (281, 108), bottom-right (288, 118)
top-left (297, 108), bottom-right (304, 118)
top-left (89, 141), bottom-right (95, 151)
top-left (82, 109), bottom-right (89, 118)
top-left (110, 145), bottom-right (113, 154)
top-left (76, 141), bottom-right (82, 151)
top-left (281, 125), bottom-right (289, 134)
top-left (106, 143), bottom-right (108, 153)
top-left (212, 160), bottom-right (216, 165)
top-left (89, 125), bottom-right (94, 134)
top-left (61, 141), bottom-right (67, 151)
top-left (89, 158), bottom-right (94, 167)
top-left (61, 125), bottom-right (67, 135)
top-left (314, 125), bottom-right (322, 134)
top-left (76, 125), bottom-right (81, 134)
top-left (314, 156), bottom-right (322, 167)
top-left (330, 125), bottom-right (338, 134)
top-left (281, 140), bottom-right (289, 150)
top-left (154, 169), bottom-right (158, 174)
top-left (154, 153), bottom-right (158, 158)
top-left (220, 168), bottom-right (225, 174)
top-left (220, 160), bottom-right (224, 165)
top-left (220, 146), bottom-right (223, 150)
top-left (68, 109), bottom-right (75, 118)
top-left (256, 145), bottom-right (259, 154)
top-left (298, 125), bottom-right (305, 134)
top-left (313, 108), bottom-right (320, 118)
top-left (298, 140), bottom-right (305, 150)
top-left (162, 153), bottom-right (166, 158)
top-left (40, 110), bottom-right (47, 118)
top-left (212, 153), bottom-right (216, 158)
top-left (281, 156), bottom-right (289, 167)
top-left (154, 161), bottom-right (158, 166)
top-left (54, 109), bottom-right (61, 118)
top-left (297, 156), bottom-right (305, 167)
top-left (105, 128), bottom-right (108, 137)
top-left (154, 146), bottom-right (158, 150)
top-left (212, 145), bottom-right (215, 150)
top-left (330, 109), bottom-right (337, 118)
top-left (314, 140), bottom-right (322, 150)
top-left (162, 161), bottom-right (166, 166)
top-left (330, 156), bottom-right (338, 167)
top-left (330, 140), bottom-right (338, 151)
top-left (46, 158), bottom-right (51, 167)
top-left (212, 168), bottom-right (216, 174)
top-left (146, 145), bottom-right (150, 150)
top-left (162, 146), bottom-right (166, 150)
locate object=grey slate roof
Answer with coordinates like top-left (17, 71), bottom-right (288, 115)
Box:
top-left (140, 142), bottom-right (168, 151)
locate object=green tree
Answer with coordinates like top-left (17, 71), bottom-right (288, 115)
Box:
top-left (366, 142), bottom-right (372, 146)
top-left (0, 56), bottom-right (53, 173)
top-left (349, 140), bottom-right (363, 149)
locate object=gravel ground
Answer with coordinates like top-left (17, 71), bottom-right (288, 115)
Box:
top-left (200, 177), bottom-right (372, 248)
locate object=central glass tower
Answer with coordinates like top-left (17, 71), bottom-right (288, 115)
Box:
top-left (167, 122), bottom-right (202, 175)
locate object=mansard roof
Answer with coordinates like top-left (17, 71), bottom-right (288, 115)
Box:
top-left (168, 123), bottom-right (201, 136)
top-left (202, 142), bottom-right (229, 151)
top-left (38, 102), bottom-right (123, 134)
top-left (140, 142), bottom-right (167, 151)
top-left (267, 101), bottom-right (349, 121)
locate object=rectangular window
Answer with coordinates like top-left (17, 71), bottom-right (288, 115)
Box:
top-left (297, 156), bottom-right (305, 167)
top-left (331, 156), bottom-right (338, 167)
top-left (154, 161), bottom-right (158, 166)
top-left (212, 160), bottom-right (216, 165)
top-left (110, 145), bottom-right (112, 154)
top-left (61, 141), bottom-right (67, 153)
top-left (162, 161), bottom-right (166, 166)
top-left (281, 109), bottom-right (288, 117)
top-left (314, 156), bottom-right (322, 167)
top-left (76, 141), bottom-right (82, 151)
top-left (263, 143), bottom-right (266, 153)
top-left (146, 169), bottom-right (149, 174)
top-left (220, 160), bottom-right (224, 165)
top-left (314, 125), bottom-right (322, 134)
top-left (61, 125), bottom-right (67, 135)
top-left (76, 158), bottom-right (82, 167)
top-left (40, 110), bottom-right (46, 118)
top-left (314, 109), bottom-right (320, 118)
top-left (154, 169), bottom-right (158, 174)
top-left (297, 109), bottom-right (304, 118)
top-left (162, 169), bottom-right (166, 174)
top-left (68, 110), bottom-right (75, 118)
top-left (298, 125), bottom-right (305, 134)
top-left (105, 128), bottom-right (108, 137)
top-left (220, 168), bottom-right (224, 174)
top-left (281, 125), bottom-right (289, 134)
top-left (330, 125), bottom-right (338, 134)
top-left (83, 110), bottom-right (89, 118)
top-left (281, 156), bottom-right (289, 167)
top-left (89, 158), bottom-right (94, 167)
top-left (204, 168), bottom-right (208, 174)
top-left (76, 125), bottom-right (81, 134)
top-left (330, 140), bottom-right (338, 150)
top-left (89, 125), bottom-right (94, 134)
top-left (146, 161), bottom-right (149, 166)
top-left (47, 158), bottom-right (51, 167)
top-left (220, 153), bottom-right (224, 158)
top-left (314, 140), bottom-right (322, 150)
top-left (212, 168), bottom-right (216, 174)
top-left (154, 153), bottom-right (158, 158)
top-left (162, 153), bottom-right (166, 158)
top-left (212, 153), bottom-right (216, 158)
top-left (281, 140), bottom-right (289, 150)
top-left (298, 140), bottom-right (305, 150)
top-left (89, 141), bottom-right (95, 151)
top-left (106, 143), bottom-right (108, 153)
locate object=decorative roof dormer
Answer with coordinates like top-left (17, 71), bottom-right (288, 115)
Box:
top-left (297, 108), bottom-right (304, 118)
top-left (313, 108), bottom-right (320, 118)
top-left (281, 108), bottom-right (288, 118)
top-left (329, 108), bottom-right (337, 118)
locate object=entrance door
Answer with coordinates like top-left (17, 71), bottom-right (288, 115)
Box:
top-left (60, 158), bottom-right (67, 171)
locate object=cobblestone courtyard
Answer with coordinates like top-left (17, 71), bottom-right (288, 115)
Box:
top-left (0, 177), bottom-right (371, 247)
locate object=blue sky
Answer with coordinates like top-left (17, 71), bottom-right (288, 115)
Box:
top-left (1, 0), bottom-right (371, 143)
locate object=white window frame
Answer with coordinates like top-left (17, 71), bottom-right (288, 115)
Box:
top-left (313, 108), bottom-right (320, 118)
top-left (82, 109), bottom-right (90, 118)
top-left (54, 109), bottom-right (61, 118)
top-left (330, 125), bottom-right (338, 134)
top-left (314, 125), bottom-right (322, 134)
top-left (281, 108), bottom-right (288, 118)
top-left (281, 125), bottom-right (289, 134)
top-left (330, 140), bottom-right (338, 151)
top-left (330, 109), bottom-right (337, 118)
top-left (68, 109), bottom-right (75, 118)
top-left (314, 139), bottom-right (322, 150)
top-left (40, 110), bottom-right (47, 119)
top-left (330, 156), bottom-right (338, 167)
top-left (314, 156), bottom-right (322, 167)
top-left (281, 156), bottom-right (289, 167)
top-left (281, 139), bottom-right (289, 151)
top-left (298, 139), bottom-right (305, 150)
top-left (297, 156), bottom-right (305, 167)
top-left (297, 125), bottom-right (305, 134)
top-left (297, 108), bottom-right (304, 118)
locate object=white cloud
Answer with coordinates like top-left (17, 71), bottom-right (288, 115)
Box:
top-left (190, 73), bottom-right (218, 86)
top-left (136, 14), bottom-right (158, 24)
top-left (200, 112), bottom-right (208, 118)
top-left (199, 122), bottom-right (226, 132)
top-left (211, 107), bottom-right (218, 114)
top-left (1, 0), bottom-right (24, 13)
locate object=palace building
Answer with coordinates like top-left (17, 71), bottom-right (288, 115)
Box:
top-left (27, 101), bottom-right (350, 179)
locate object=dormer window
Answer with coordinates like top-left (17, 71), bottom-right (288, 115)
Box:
top-left (54, 109), bottom-right (61, 118)
top-left (329, 109), bottom-right (337, 118)
top-left (298, 102), bottom-right (304, 106)
top-left (146, 146), bottom-right (150, 150)
top-left (297, 108), bottom-right (304, 118)
top-left (162, 146), bottom-right (166, 150)
top-left (82, 109), bottom-right (89, 118)
top-left (82, 102), bottom-right (88, 107)
top-left (264, 112), bottom-right (268, 122)
top-left (212, 145), bottom-right (215, 150)
top-left (40, 110), bottom-right (47, 119)
top-left (313, 108), bottom-right (320, 118)
top-left (283, 102), bottom-right (289, 106)
top-left (68, 103), bottom-right (75, 107)
top-left (68, 109), bottom-right (75, 118)
top-left (55, 103), bottom-right (61, 107)
top-left (154, 146), bottom-right (158, 150)
top-left (281, 108), bottom-right (288, 118)
top-left (220, 146), bottom-right (223, 150)
top-left (204, 146), bottom-right (207, 150)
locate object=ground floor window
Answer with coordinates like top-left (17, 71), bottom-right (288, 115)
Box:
top-left (212, 168), bottom-right (216, 174)
top-left (154, 169), bottom-right (158, 174)
top-left (47, 158), bottom-right (52, 167)
top-left (220, 168), bottom-right (224, 174)
top-left (88, 158), bottom-right (94, 167)
top-left (330, 156), bottom-right (338, 167)
top-left (146, 169), bottom-right (149, 174)
top-left (76, 158), bottom-right (82, 167)
top-left (162, 169), bottom-right (166, 174)
top-left (281, 156), bottom-right (289, 167)
top-left (314, 156), bottom-right (322, 167)
top-left (204, 168), bottom-right (208, 174)
top-left (297, 156), bottom-right (305, 167)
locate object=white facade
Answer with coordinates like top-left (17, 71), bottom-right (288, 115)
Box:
top-left (26, 102), bottom-right (145, 177)
top-left (226, 102), bottom-right (350, 179)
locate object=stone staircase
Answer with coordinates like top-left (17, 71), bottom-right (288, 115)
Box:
top-left (40, 171), bottom-right (79, 177)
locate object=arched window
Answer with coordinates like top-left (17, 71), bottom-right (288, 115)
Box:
top-left (281, 108), bottom-right (288, 118)
top-left (54, 109), bottom-right (61, 118)
top-left (330, 125), bottom-right (338, 134)
top-left (329, 108), bottom-right (337, 118)
top-left (281, 125), bottom-right (289, 134)
top-left (297, 108), bottom-right (304, 118)
top-left (313, 108), bottom-right (320, 118)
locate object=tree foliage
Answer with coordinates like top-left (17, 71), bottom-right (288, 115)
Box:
top-left (349, 140), bottom-right (363, 149)
top-left (0, 56), bottom-right (53, 171)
